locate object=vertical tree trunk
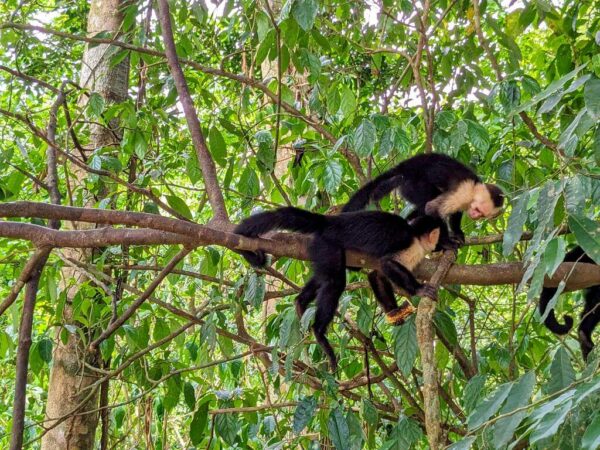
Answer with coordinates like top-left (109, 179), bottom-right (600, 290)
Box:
top-left (41, 1), bottom-right (129, 448)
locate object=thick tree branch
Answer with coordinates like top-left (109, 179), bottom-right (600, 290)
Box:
top-left (0, 202), bottom-right (599, 290)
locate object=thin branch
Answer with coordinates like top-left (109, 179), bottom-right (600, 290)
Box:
top-left (155, 0), bottom-right (228, 222)
top-left (9, 251), bottom-right (47, 450)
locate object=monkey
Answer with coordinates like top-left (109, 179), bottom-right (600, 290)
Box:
top-left (234, 207), bottom-right (442, 370)
top-left (341, 153), bottom-right (504, 249)
top-left (538, 246), bottom-right (600, 360)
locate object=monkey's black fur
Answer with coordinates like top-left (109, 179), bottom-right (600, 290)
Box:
top-left (234, 207), bottom-right (442, 370)
top-left (539, 246), bottom-right (600, 360)
top-left (342, 154), bottom-right (504, 247)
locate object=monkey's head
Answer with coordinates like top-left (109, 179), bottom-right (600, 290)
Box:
top-left (468, 183), bottom-right (504, 220)
top-left (410, 216), bottom-right (443, 253)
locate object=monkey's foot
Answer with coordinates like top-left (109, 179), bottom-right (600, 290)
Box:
top-left (385, 301), bottom-right (416, 326)
top-left (417, 284), bottom-right (438, 301)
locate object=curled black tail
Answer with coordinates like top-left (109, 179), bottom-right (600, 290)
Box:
top-left (539, 287), bottom-right (574, 335)
top-left (234, 207), bottom-right (329, 267)
top-left (341, 170), bottom-right (404, 213)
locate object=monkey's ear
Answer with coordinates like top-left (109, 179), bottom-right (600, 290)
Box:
top-left (428, 228), bottom-right (441, 246)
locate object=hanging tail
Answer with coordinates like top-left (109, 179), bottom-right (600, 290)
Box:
top-left (539, 287), bottom-right (574, 335)
top-left (234, 207), bottom-right (329, 267)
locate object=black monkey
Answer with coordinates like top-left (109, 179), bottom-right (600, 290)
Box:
top-left (342, 153), bottom-right (504, 248)
top-left (539, 246), bottom-right (600, 360)
top-left (234, 207), bottom-right (442, 370)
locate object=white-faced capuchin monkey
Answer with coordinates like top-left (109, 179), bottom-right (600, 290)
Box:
top-left (234, 207), bottom-right (443, 370)
top-left (342, 153), bottom-right (505, 249)
top-left (539, 246), bottom-right (600, 360)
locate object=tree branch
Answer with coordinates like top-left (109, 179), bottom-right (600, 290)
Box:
top-left (155, 0), bottom-right (228, 222)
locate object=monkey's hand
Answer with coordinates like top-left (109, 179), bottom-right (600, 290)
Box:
top-left (439, 233), bottom-right (464, 250)
top-left (385, 300), bottom-right (416, 326)
top-left (417, 284), bottom-right (438, 301)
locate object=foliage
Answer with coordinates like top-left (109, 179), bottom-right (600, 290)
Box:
top-left (0, 0), bottom-right (599, 448)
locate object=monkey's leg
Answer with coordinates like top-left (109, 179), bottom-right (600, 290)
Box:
top-left (381, 258), bottom-right (437, 301)
top-left (368, 270), bottom-right (415, 326)
top-left (579, 291), bottom-right (600, 360)
top-left (295, 276), bottom-right (319, 318)
top-left (310, 237), bottom-right (346, 371)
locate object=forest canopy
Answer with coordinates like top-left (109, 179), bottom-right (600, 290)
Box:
top-left (0, 0), bottom-right (600, 448)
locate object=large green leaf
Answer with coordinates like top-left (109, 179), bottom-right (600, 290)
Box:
top-left (467, 382), bottom-right (512, 430)
top-left (584, 77), bottom-right (600, 119)
top-left (244, 272), bottom-right (266, 309)
top-left (323, 159), bottom-right (342, 194)
top-left (447, 436), bottom-right (476, 450)
top-left (352, 119), bottom-right (377, 157)
top-left (189, 401), bottom-right (209, 445)
top-left (503, 192), bottom-right (530, 256)
top-left (215, 412), bottom-right (239, 446)
top-left (547, 347), bottom-right (575, 394)
top-left (463, 374), bottom-right (486, 413)
top-left (392, 316), bottom-right (417, 376)
top-left (465, 119), bottom-right (490, 153)
top-left (208, 127), bottom-right (227, 167)
top-left (492, 371), bottom-right (535, 449)
top-left (529, 399), bottom-right (572, 444)
top-left (568, 215), bottom-right (600, 264)
top-left (328, 407), bottom-right (350, 450)
top-left (292, 0), bottom-right (318, 31)
top-left (293, 396), bottom-right (317, 434)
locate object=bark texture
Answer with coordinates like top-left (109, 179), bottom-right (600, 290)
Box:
top-left (41, 1), bottom-right (129, 448)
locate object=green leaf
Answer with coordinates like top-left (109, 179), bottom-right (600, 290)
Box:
top-left (293, 396), bottom-right (317, 434)
top-left (392, 316), bottom-right (417, 376)
top-left (502, 191), bottom-right (529, 257)
top-left (113, 406), bottom-right (125, 429)
top-left (339, 86), bottom-right (356, 120)
top-left (186, 153), bottom-right (202, 184)
top-left (435, 111), bottom-right (456, 131)
top-left (499, 80), bottom-right (521, 110)
top-left (238, 166), bottom-right (260, 198)
top-left (565, 176), bottom-right (586, 216)
top-left (447, 436), bottom-right (476, 450)
top-left (581, 412), bottom-right (600, 450)
top-left (530, 399), bottom-right (572, 444)
top-left (328, 407), bottom-right (350, 450)
top-left (434, 310), bottom-right (458, 346)
top-left (215, 412), bottom-right (239, 446)
top-left (163, 374), bottom-right (182, 410)
top-left (323, 159), bottom-right (342, 194)
top-left (568, 215), bottom-right (600, 264)
top-left (38, 338), bottom-right (53, 363)
top-left (209, 127), bottom-right (227, 167)
top-left (292, 0), bottom-right (318, 31)
top-left (548, 347), bottom-right (575, 394)
top-left (584, 77), bottom-right (600, 119)
top-left (244, 272), bottom-right (266, 309)
top-left (87, 92), bottom-right (105, 118)
top-left (361, 399), bottom-right (378, 426)
top-left (184, 382), bottom-right (196, 411)
top-left (465, 119), bottom-right (490, 153)
top-left (467, 382), bottom-right (512, 430)
top-left (492, 372), bottom-right (535, 449)
top-left (166, 195), bottom-right (193, 220)
top-left (133, 129), bottom-right (147, 159)
top-left (352, 119), bottom-right (377, 157)
top-left (543, 238), bottom-right (566, 277)
top-left (463, 374), bottom-right (486, 413)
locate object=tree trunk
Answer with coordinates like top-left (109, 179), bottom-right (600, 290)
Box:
top-left (41, 1), bottom-right (129, 448)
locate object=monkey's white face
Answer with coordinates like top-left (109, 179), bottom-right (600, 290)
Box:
top-left (468, 186), bottom-right (497, 220)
